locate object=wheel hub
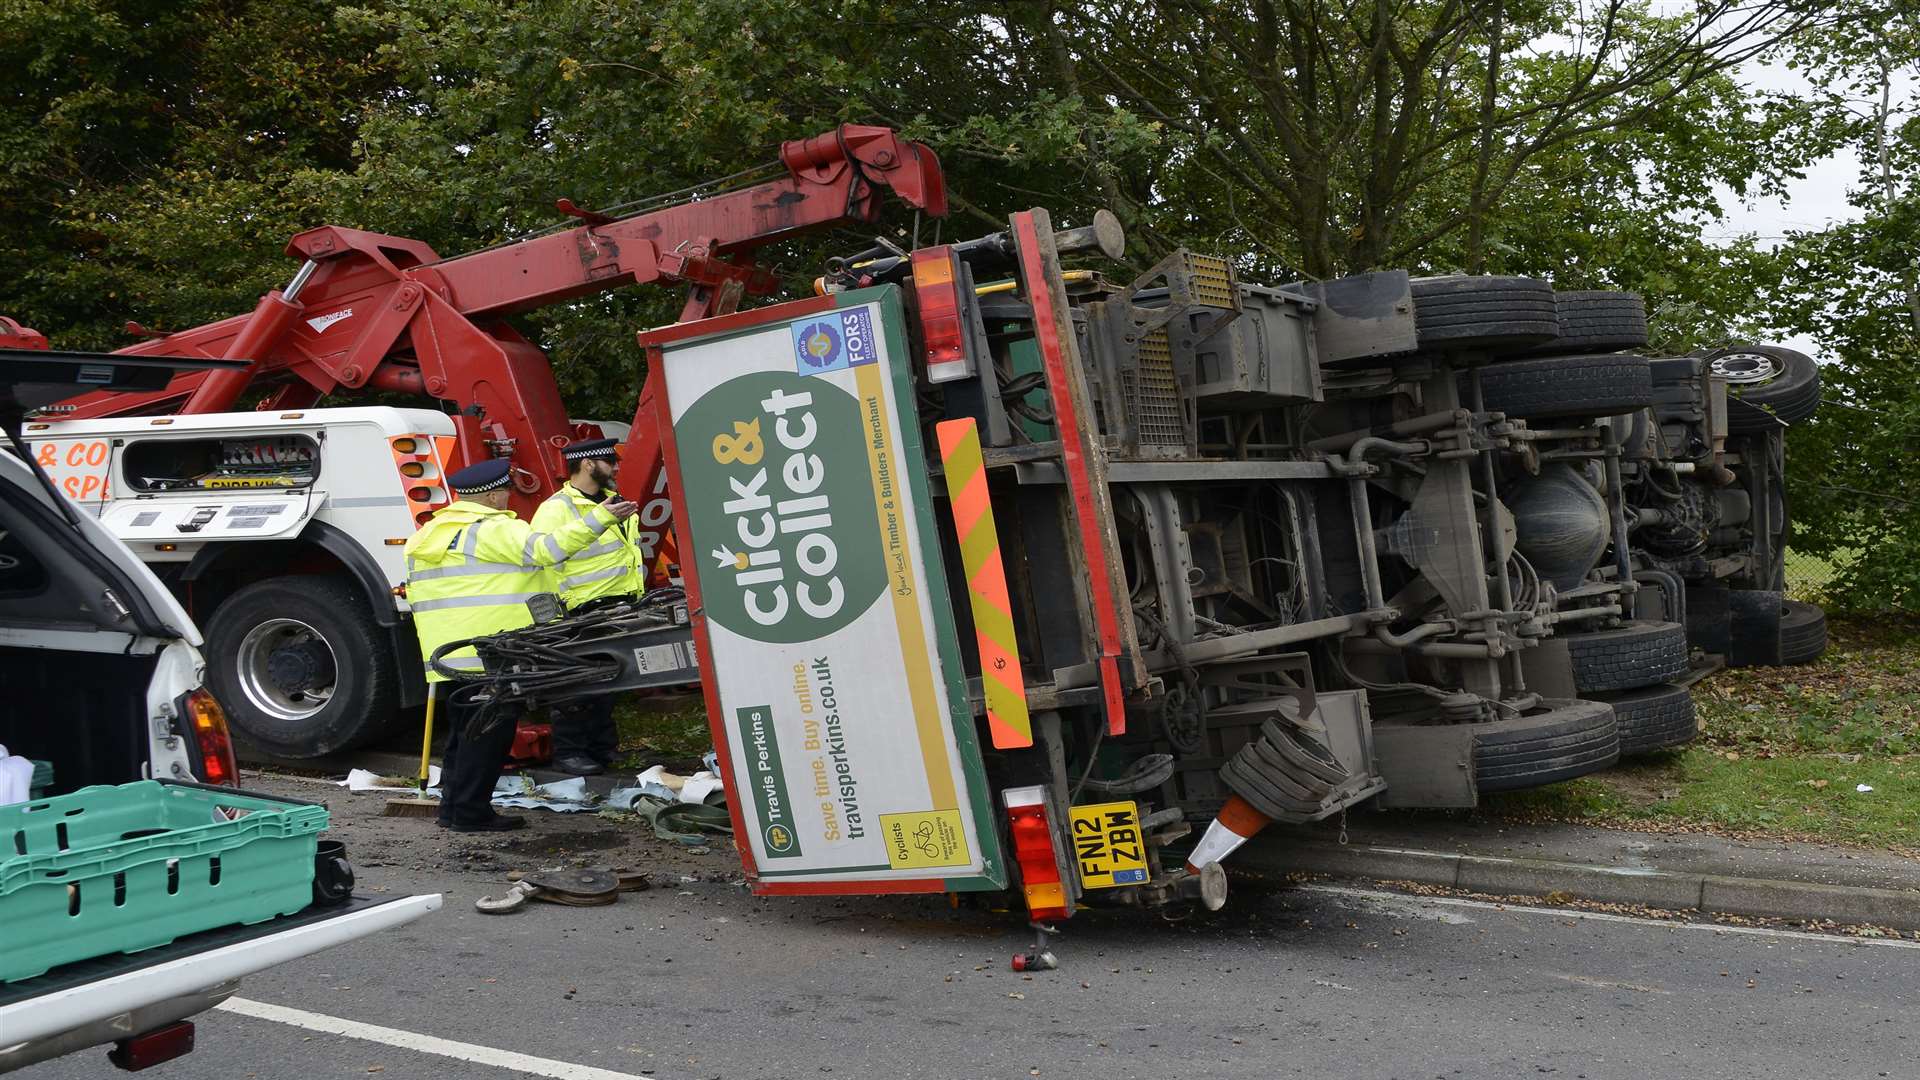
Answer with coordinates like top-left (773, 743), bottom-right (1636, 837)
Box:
top-left (1709, 352), bottom-right (1781, 385)
top-left (266, 639), bottom-right (336, 693)
top-left (236, 617), bottom-right (339, 722)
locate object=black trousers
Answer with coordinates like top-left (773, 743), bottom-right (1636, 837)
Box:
top-left (551, 693), bottom-right (619, 763)
top-left (438, 693), bottom-right (525, 826)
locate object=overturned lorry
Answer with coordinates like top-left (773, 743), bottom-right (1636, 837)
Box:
top-left (439, 207), bottom-right (1822, 930)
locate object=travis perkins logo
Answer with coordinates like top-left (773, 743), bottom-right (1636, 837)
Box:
top-left (679, 370), bottom-right (885, 644)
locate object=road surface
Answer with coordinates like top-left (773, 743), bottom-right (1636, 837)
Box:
top-left (17, 774), bottom-right (1915, 1080)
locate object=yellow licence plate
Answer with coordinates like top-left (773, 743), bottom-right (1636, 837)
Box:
top-left (1068, 800), bottom-right (1148, 889)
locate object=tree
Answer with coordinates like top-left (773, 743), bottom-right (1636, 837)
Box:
top-left (0, 1), bottom-right (402, 348)
top-left (1757, 2), bottom-right (1920, 612)
top-left (1038, 0), bottom-right (1821, 277)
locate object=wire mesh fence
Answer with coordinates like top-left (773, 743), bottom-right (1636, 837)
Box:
top-left (1784, 549), bottom-right (1849, 605)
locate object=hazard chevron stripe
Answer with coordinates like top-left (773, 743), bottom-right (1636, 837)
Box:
top-left (935, 418), bottom-right (1032, 749)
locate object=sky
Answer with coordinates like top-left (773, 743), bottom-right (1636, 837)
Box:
top-left (1703, 61), bottom-right (1917, 358)
top-left (1709, 60), bottom-right (1900, 242)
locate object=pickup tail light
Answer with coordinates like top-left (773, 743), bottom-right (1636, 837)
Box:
top-left (1002, 785), bottom-right (1072, 922)
top-left (109, 1020), bottom-right (195, 1071)
top-left (184, 690), bottom-right (238, 787)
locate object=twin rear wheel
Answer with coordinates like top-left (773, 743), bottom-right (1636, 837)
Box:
top-left (204, 576), bottom-right (399, 758)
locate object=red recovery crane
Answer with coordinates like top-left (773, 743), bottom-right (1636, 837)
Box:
top-left (46, 126), bottom-right (947, 523)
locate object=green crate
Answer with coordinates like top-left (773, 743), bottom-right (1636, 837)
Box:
top-left (28, 759), bottom-right (51, 799)
top-left (0, 780), bottom-right (327, 983)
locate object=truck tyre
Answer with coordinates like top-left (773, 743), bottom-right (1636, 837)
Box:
top-left (1727, 588), bottom-right (1784, 667)
top-left (1703, 345), bottom-right (1821, 430)
top-left (1411, 276), bottom-right (1560, 351)
top-left (1563, 619), bottom-right (1690, 693)
top-left (1685, 584), bottom-right (1731, 655)
top-left (1477, 353), bottom-right (1655, 420)
top-left (1594, 682), bottom-right (1698, 755)
top-left (1474, 698), bottom-right (1619, 792)
top-left (1779, 600), bottom-right (1828, 666)
top-left (206, 575), bottom-right (399, 758)
top-left (1524, 291), bottom-right (1649, 355)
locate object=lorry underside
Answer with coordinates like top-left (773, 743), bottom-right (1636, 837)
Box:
top-left (427, 206), bottom-right (1821, 937)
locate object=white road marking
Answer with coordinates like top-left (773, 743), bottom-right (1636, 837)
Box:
top-left (1302, 883), bottom-right (1920, 950)
top-left (216, 997), bottom-right (649, 1079)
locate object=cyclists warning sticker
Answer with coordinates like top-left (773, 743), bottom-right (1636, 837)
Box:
top-left (879, 809), bottom-right (970, 870)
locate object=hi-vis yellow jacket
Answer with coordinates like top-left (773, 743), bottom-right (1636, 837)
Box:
top-left (529, 482), bottom-right (645, 607)
top-left (404, 499), bottom-right (618, 682)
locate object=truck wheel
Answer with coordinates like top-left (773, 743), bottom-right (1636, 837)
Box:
top-left (1703, 345), bottom-right (1820, 429)
top-left (1779, 600), bottom-right (1828, 666)
top-left (1563, 619), bottom-right (1690, 693)
top-left (1524, 291), bottom-right (1649, 355)
top-left (1727, 589), bottom-right (1784, 667)
top-left (1477, 353), bottom-right (1655, 420)
top-left (206, 576), bottom-right (398, 758)
top-left (1594, 683), bottom-right (1698, 755)
top-left (1474, 698), bottom-right (1619, 793)
top-left (1411, 276), bottom-right (1560, 351)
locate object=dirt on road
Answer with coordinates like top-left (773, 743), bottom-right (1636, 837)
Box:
top-left (241, 768), bottom-right (741, 894)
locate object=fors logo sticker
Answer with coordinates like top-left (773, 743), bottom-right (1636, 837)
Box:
top-left (795, 322), bottom-right (841, 369)
top-left (790, 309), bottom-right (877, 375)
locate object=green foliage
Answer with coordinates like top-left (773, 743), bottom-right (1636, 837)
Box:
top-left (1755, 2), bottom-right (1920, 613)
top-left (0, 1), bottom-right (400, 348)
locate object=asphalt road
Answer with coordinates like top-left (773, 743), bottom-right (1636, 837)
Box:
top-left (17, 778), bottom-right (1918, 1080)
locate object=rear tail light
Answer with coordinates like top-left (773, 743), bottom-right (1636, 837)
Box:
top-left (183, 690), bottom-right (238, 786)
top-left (911, 247), bottom-right (974, 383)
top-left (1002, 785), bottom-right (1072, 922)
top-left (390, 437), bottom-right (419, 454)
top-left (399, 461), bottom-right (426, 478)
top-left (109, 1020), bottom-right (195, 1071)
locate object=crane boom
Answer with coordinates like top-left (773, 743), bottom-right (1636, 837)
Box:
top-left (49, 125), bottom-right (946, 516)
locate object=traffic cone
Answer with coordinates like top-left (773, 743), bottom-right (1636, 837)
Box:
top-left (1184, 794), bottom-right (1272, 874)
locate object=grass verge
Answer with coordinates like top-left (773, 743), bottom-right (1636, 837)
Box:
top-left (1479, 613), bottom-right (1920, 851)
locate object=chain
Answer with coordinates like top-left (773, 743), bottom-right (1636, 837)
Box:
top-left (1337, 807), bottom-right (1350, 847)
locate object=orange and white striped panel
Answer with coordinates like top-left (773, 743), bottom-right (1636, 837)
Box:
top-left (936, 418), bottom-right (1032, 749)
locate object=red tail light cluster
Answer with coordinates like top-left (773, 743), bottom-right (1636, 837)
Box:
top-left (182, 689), bottom-right (238, 786)
top-left (911, 247), bottom-right (974, 384)
top-left (1002, 785), bottom-right (1072, 922)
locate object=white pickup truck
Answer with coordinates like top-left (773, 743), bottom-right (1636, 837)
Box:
top-left (0, 351), bottom-right (438, 1073)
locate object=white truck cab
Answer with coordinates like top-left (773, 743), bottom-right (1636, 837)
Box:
top-left (20, 407), bottom-right (458, 756)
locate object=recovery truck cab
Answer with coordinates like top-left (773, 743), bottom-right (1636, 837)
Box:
top-left (20, 407), bottom-right (461, 757)
top-left (0, 351), bottom-right (437, 1073)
